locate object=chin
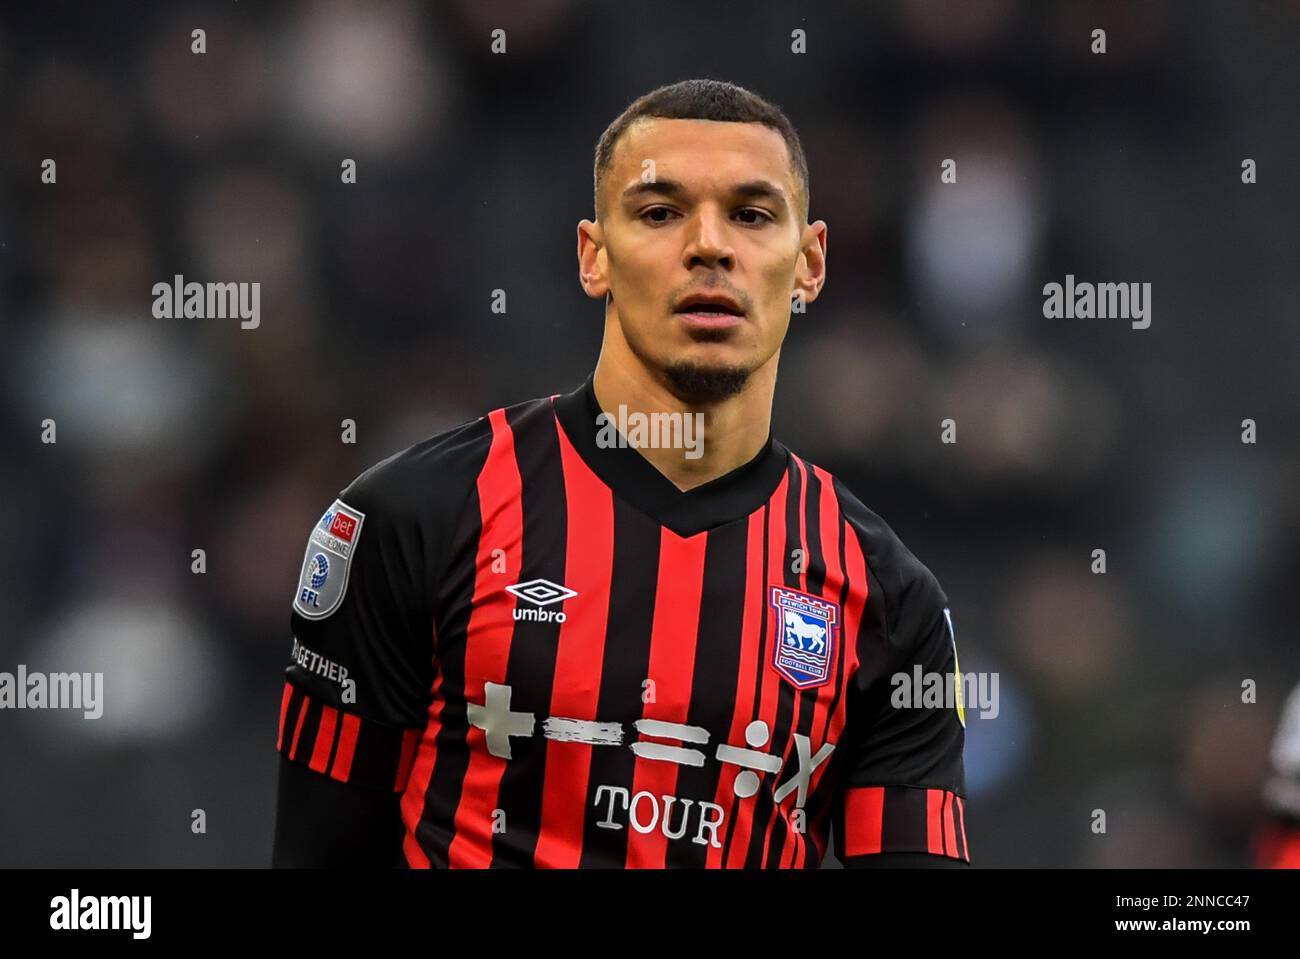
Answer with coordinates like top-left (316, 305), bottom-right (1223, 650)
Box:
top-left (660, 357), bottom-right (756, 402)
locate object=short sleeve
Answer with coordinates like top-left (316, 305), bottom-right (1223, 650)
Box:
top-left (275, 461), bottom-right (435, 794)
top-left (832, 556), bottom-right (970, 865)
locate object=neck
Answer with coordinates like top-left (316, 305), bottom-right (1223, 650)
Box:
top-left (591, 341), bottom-right (778, 493)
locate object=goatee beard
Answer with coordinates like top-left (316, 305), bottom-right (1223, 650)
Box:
top-left (663, 362), bottom-right (752, 402)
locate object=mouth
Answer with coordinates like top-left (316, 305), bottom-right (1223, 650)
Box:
top-left (673, 293), bottom-right (746, 330)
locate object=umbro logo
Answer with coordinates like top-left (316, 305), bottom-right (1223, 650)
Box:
top-left (506, 579), bottom-right (578, 605)
top-left (506, 579), bottom-right (577, 623)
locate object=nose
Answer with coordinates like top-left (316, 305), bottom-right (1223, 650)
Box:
top-left (680, 206), bottom-right (735, 271)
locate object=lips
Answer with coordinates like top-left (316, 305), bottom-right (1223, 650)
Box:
top-left (673, 292), bottom-right (745, 316)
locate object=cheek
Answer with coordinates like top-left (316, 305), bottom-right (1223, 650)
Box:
top-left (759, 258), bottom-right (798, 312)
top-left (764, 311), bottom-right (792, 348)
top-left (610, 244), bottom-right (665, 300)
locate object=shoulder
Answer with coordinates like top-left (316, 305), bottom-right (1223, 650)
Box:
top-left (339, 413), bottom-right (493, 520)
top-left (337, 391), bottom-right (553, 519)
top-left (290, 395), bottom-right (549, 623)
top-left (789, 451), bottom-right (948, 631)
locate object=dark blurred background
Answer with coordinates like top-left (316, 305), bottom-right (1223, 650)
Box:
top-left (2, 0), bottom-right (1298, 867)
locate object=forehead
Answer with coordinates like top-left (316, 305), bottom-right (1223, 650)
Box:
top-left (609, 116), bottom-right (795, 194)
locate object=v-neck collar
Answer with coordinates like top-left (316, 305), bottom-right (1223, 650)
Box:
top-left (551, 374), bottom-right (790, 538)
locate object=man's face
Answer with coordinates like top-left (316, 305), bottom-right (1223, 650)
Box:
top-left (579, 117), bottom-right (827, 401)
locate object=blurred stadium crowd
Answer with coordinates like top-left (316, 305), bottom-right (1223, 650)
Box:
top-left (2, 0), bottom-right (1298, 866)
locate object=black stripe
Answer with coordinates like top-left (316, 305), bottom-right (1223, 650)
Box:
top-left (295, 695), bottom-right (325, 763)
top-left (412, 479), bottom-right (486, 866)
top-left (803, 463), bottom-right (826, 597)
top-left (881, 785), bottom-right (928, 853)
top-left (577, 496), bottom-right (662, 867)
top-left (853, 553), bottom-right (892, 685)
top-left (490, 400), bottom-right (568, 867)
top-left (939, 791), bottom-right (950, 856)
top-left (348, 715), bottom-right (404, 790)
top-left (671, 518), bottom-right (750, 867)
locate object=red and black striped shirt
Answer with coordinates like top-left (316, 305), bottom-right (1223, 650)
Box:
top-left (274, 376), bottom-right (969, 868)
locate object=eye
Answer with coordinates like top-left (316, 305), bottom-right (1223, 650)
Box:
top-left (735, 208), bottom-right (773, 225)
top-left (640, 206), bottom-right (679, 224)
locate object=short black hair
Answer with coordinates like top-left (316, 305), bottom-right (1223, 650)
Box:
top-left (593, 78), bottom-right (810, 224)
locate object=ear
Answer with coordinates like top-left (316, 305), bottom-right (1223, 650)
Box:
top-left (792, 219), bottom-right (828, 308)
top-left (577, 219), bottom-right (609, 300)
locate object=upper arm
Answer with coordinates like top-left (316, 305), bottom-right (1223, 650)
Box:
top-left (277, 474), bottom-right (434, 779)
top-left (831, 506), bottom-right (970, 867)
top-left (271, 417), bottom-right (492, 867)
top-left (272, 476), bottom-right (434, 866)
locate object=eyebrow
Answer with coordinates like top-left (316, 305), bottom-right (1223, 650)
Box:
top-left (621, 177), bottom-right (789, 211)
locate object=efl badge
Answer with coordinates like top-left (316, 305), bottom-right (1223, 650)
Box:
top-left (769, 586), bottom-right (838, 689)
top-left (293, 499), bottom-right (365, 619)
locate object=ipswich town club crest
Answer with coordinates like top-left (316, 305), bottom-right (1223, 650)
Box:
top-left (769, 586), bottom-right (838, 689)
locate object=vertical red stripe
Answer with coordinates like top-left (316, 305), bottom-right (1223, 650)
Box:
top-left (725, 474), bottom-right (789, 867)
top-left (534, 417), bottom-right (615, 867)
top-left (956, 796), bottom-right (969, 861)
top-left (624, 529), bottom-right (708, 868)
top-left (308, 705), bottom-right (339, 773)
top-left (943, 791), bottom-right (959, 856)
top-left (400, 661), bottom-right (445, 865)
top-left (927, 788), bottom-right (946, 855)
top-left (394, 728), bottom-right (419, 791)
top-left (276, 681), bottom-right (294, 752)
top-left (330, 713), bottom-right (361, 782)
top-left (843, 786), bottom-right (884, 856)
top-left (449, 408), bottom-right (525, 868)
top-left (707, 509), bottom-right (766, 868)
top-left (288, 699), bottom-right (309, 761)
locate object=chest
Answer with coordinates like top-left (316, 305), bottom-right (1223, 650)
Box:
top-left (432, 503), bottom-right (871, 796)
